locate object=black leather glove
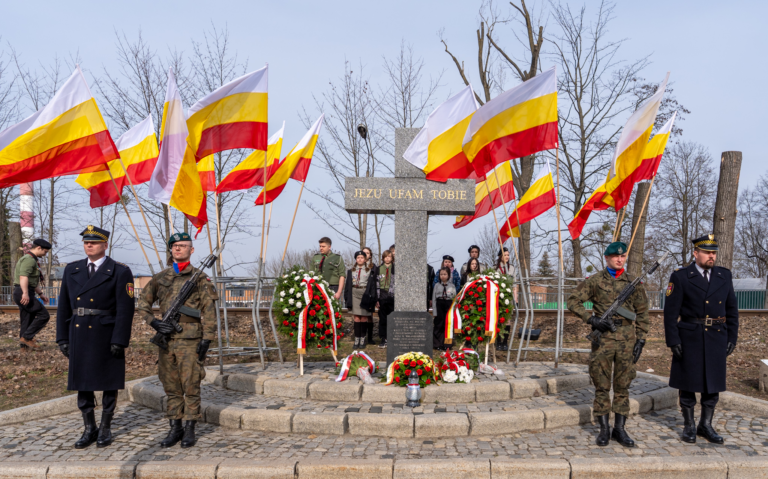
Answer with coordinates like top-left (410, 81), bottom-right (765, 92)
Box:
top-left (197, 339), bottom-right (211, 362)
top-left (150, 320), bottom-right (175, 335)
top-left (726, 342), bottom-right (736, 357)
top-left (671, 344), bottom-right (683, 360)
top-left (59, 342), bottom-right (69, 358)
top-left (110, 344), bottom-right (125, 359)
top-left (632, 339), bottom-right (645, 364)
top-left (588, 316), bottom-right (613, 333)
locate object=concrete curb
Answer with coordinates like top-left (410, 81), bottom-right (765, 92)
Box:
top-left (6, 456), bottom-right (768, 478)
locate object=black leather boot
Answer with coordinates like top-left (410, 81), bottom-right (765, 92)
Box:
top-left (160, 419), bottom-right (184, 448)
top-left (180, 420), bottom-right (197, 448)
top-left (681, 406), bottom-right (697, 443)
top-left (96, 412), bottom-right (114, 447)
top-left (74, 411), bottom-right (98, 449)
top-left (697, 406), bottom-right (724, 444)
top-left (595, 414), bottom-right (611, 446)
top-left (611, 413), bottom-right (635, 447)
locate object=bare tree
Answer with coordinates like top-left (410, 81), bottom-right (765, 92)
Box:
top-left (440, 0), bottom-right (545, 276)
top-left (0, 40), bottom-right (19, 286)
top-left (734, 178), bottom-right (768, 278)
top-left (549, 0), bottom-right (648, 277)
top-left (302, 61), bottom-right (386, 250)
top-left (647, 142), bottom-right (716, 268)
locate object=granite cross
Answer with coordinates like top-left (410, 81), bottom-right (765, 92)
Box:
top-left (345, 128), bottom-right (475, 364)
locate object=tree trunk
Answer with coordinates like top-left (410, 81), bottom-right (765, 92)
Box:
top-left (571, 237), bottom-right (583, 278)
top-left (627, 182), bottom-right (651, 277)
top-left (712, 151), bottom-right (742, 269)
top-left (518, 154), bottom-right (535, 276)
top-left (9, 221), bottom-right (21, 281)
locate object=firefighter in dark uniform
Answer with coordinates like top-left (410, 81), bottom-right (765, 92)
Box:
top-left (663, 234), bottom-right (739, 444)
top-left (56, 226), bottom-right (135, 449)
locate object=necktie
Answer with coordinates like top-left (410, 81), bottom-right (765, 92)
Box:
top-left (704, 269), bottom-right (709, 282)
top-left (88, 263), bottom-right (95, 278)
top-left (319, 255), bottom-right (326, 272)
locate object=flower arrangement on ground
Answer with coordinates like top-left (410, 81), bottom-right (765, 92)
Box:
top-left (434, 348), bottom-right (480, 380)
top-left (445, 269), bottom-right (514, 350)
top-left (274, 265), bottom-right (343, 355)
top-left (334, 351), bottom-right (379, 381)
top-left (383, 352), bottom-right (438, 387)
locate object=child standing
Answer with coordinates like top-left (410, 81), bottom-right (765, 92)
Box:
top-left (377, 250), bottom-right (394, 348)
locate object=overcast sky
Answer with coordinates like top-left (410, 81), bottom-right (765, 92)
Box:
top-left (2, 0), bottom-right (765, 276)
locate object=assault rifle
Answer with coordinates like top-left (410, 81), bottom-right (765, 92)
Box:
top-left (150, 243), bottom-right (225, 350)
top-left (586, 252), bottom-right (669, 345)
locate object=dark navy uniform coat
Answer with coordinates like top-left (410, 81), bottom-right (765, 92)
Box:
top-left (663, 263), bottom-right (739, 393)
top-left (56, 257), bottom-right (135, 392)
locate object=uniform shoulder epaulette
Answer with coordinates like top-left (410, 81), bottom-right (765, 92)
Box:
top-left (115, 261), bottom-right (129, 268)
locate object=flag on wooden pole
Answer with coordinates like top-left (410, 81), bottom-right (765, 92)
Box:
top-left (186, 66), bottom-right (268, 160)
top-left (255, 115), bottom-right (324, 205)
top-left (0, 67), bottom-right (118, 188)
top-left (148, 69), bottom-right (207, 233)
top-left (453, 162), bottom-right (515, 228)
top-left (75, 115), bottom-right (159, 207)
top-left (403, 85), bottom-right (478, 181)
top-left (500, 161), bottom-right (556, 241)
top-left (216, 122), bottom-right (284, 194)
top-left (462, 67), bottom-right (558, 177)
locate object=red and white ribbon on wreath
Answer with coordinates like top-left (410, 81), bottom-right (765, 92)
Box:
top-left (335, 351), bottom-right (375, 382)
top-left (296, 277), bottom-right (337, 355)
top-left (445, 275), bottom-right (500, 344)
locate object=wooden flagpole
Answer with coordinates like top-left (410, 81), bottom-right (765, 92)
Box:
top-left (213, 190), bottom-right (224, 273)
top-left (106, 170), bottom-right (155, 275)
top-left (115, 158), bottom-right (164, 270)
top-left (280, 181), bottom-right (306, 266)
top-left (554, 148), bottom-right (565, 367)
top-left (626, 177), bottom-right (656, 257)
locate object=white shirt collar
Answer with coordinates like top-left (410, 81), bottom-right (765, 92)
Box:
top-left (694, 262), bottom-right (710, 278)
top-left (88, 255), bottom-right (107, 270)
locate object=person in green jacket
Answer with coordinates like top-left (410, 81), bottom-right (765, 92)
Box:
top-left (13, 238), bottom-right (52, 349)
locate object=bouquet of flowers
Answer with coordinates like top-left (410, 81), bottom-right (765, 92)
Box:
top-left (445, 269), bottom-right (514, 350)
top-left (334, 351), bottom-right (379, 381)
top-left (434, 348), bottom-right (480, 375)
top-left (274, 265), bottom-right (343, 354)
top-left (383, 352), bottom-right (437, 387)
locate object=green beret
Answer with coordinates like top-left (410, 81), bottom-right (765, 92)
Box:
top-left (168, 232), bottom-right (192, 247)
top-left (604, 241), bottom-right (628, 256)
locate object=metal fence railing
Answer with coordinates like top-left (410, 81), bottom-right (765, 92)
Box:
top-left (3, 284), bottom-right (768, 311)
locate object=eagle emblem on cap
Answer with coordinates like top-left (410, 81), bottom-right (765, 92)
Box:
top-left (708, 234), bottom-right (714, 240)
top-left (618, 247), bottom-right (624, 254)
top-left (87, 225), bottom-right (94, 231)
top-left (173, 234), bottom-right (180, 240)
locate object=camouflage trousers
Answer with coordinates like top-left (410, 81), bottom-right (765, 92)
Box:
top-left (159, 338), bottom-right (206, 421)
top-left (589, 338), bottom-right (636, 416)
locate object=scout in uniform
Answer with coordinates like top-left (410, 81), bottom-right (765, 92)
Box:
top-left (567, 241), bottom-right (649, 448)
top-left (138, 232), bottom-right (218, 448)
top-left (13, 238), bottom-right (51, 349)
top-left (312, 236), bottom-right (345, 300)
top-left (663, 234), bottom-right (738, 444)
top-left (460, 245), bottom-right (489, 276)
top-left (56, 226), bottom-right (135, 448)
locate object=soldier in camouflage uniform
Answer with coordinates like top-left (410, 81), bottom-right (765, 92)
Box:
top-left (567, 241), bottom-right (649, 448)
top-left (138, 232), bottom-right (218, 449)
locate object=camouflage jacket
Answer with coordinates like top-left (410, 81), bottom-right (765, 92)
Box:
top-left (137, 264), bottom-right (218, 341)
top-left (567, 269), bottom-right (649, 341)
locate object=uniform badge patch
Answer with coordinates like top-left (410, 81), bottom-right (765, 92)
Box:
top-left (666, 282), bottom-right (674, 296)
top-left (126, 283), bottom-right (134, 298)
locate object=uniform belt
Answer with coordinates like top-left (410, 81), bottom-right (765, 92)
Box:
top-left (681, 317), bottom-right (726, 326)
top-left (353, 286), bottom-right (365, 289)
top-left (179, 315), bottom-right (201, 323)
top-left (75, 308), bottom-right (116, 316)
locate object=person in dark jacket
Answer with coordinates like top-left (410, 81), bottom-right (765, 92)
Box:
top-left (433, 255), bottom-right (461, 291)
top-left (427, 263), bottom-right (435, 310)
top-left (344, 251), bottom-right (378, 348)
top-left (362, 247), bottom-right (377, 345)
top-left (56, 226), bottom-right (135, 449)
top-left (663, 234), bottom-right (739, 444)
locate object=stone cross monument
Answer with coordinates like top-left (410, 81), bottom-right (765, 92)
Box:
top-left (345, 128), bottom-right (475, 364)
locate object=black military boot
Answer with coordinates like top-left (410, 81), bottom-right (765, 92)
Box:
top-left (681, 406), bottom-right (697, 443)
top-left (697, 406), bottom-right (724, 444)
top-left (74, 411), bottom-right (99, 449)
top-left (160, 419), bottom-right (184, 448)
top-left (611, 413), bottom-right (636, 447)
top-left (180, 420), bottom-right (197, 448)
top-left (96, 412), bottom-right (114, 447)
top-left (595, 414), bottom-right (611, 446)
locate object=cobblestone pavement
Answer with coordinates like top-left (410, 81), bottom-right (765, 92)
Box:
top-left (0, 404), bottom-right (765, 463)
top-left (217, 360), bottom-right (590, 383)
